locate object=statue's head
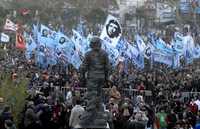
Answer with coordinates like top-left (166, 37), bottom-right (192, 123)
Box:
top-left (90, 36), bottom-right (102, 50)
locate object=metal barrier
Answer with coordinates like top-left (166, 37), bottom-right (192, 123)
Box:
top-left (181, 92), bottom-right (200, 99)
top-left (60, 87), bottom-right (153, 103)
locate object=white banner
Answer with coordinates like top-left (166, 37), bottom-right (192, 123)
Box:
top-left (0, 33), bottom-right (10, 42)
top-left (3, 19), bottom-right (18, 31)
top-left (100, 15), bottom-right (122, 47)
top-left (155, 3), bottom-right (175, 23)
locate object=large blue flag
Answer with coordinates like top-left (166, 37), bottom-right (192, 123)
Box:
top-left (55, 32), bottom-right (71, 50)
top-left (72, 29), bottom-right (89, 56)
top-left (193, 45), bottom-right (200, 59)
top-left (32, 24), bottom-right (39, 44)
top-left (155, 38), bottom-right (174, 54)
top-left (70, 51), bottom-right (82, 69)
top-left (179, 0), bottom-right (191, 13)
top-left (152, 49), bottom-right (175, 67)
top-left (135, 34), bottom-right (146, 52)
top-left (35, 46), bottom-right (47, 69)
top-left (122, 41), bottom-right (144, 69)
top-left (38, 24), bottom-right (57, 49)
top-left (144, 42), bottom-right (155, 59)
top-left (102, 41), bottom-right (120, 66)
top-left (116, 37), bottom-right (129, 55)
top-left (182, 35), bottom-right (195, 64)
top-left (56, 34), bottom-right (82, 69)
top-left (172, 32), bottom-right (184, 55)
top-left (24, 32), bottom-right (37, 59)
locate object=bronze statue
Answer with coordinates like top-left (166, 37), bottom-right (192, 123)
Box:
top-left (79, 36), bottom-right (110, 128)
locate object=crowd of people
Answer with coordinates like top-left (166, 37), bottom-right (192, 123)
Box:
top-left (0, 33), bottom-right (200, 129)
top-left (0, 10), bottom-right (200, 129)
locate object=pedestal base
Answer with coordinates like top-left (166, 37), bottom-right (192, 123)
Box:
top-left (75, 123), bottom-right (110, 129)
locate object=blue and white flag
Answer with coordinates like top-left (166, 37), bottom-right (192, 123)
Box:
top-left (173, 52), bottom-right (181, 69)
top-left (135, 34), bottom-right (146, 52)
top-left (100, 15), bottom-right (122, 47)
top-left (185, 49), bottom-right (193, 64)
top-left (102, 41), bottom-right (120, 66)
top-left (172, 32), bottom-right (184, 55)
top-left (70, 51), bottom-right (82, 69)
top-left (179, 0), bottom-right (191, 13)
top-left (45, 48), bottom-right (57, 65)
top-left (0, 33), bottom-right (10, 42)
top-left (152, 50), bottom-right (174, 67)
top-left (182, 35), bottom-right (195, 64)
top-left (55, 32), bottom-right (71, 50)
top-left (32, 24), bottom-right (39, 44)
top-left (116, 38), bottom-right (129, 55)
top-left (36, 50), bottom-right (47, 69)
top-left (24, 32), bottom-right (37, 59)
top-left (72, 29), bottom-right (89, 55)
top-left (121, 41), bottom-right (144, 69)
top-left (144, 42), bottom-right (155, 59)
top-left (76, 20), bottom-right (85, 36)
top-left (132, 52), bottom-right (144, 69)
top-left (155, 38), bottom-right (173, 54)
top-left (38, 24), bottom-right (57, 49)
top-left (193, 45), bottom-right (200, 59)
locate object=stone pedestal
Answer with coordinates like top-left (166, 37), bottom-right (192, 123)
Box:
top-left (75, 123), bottom-right (110, 129)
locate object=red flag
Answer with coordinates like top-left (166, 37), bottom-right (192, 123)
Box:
top-left (16, 32), bottom-right (26, 49)
top-left (19, 8), bottom-right (30, 16)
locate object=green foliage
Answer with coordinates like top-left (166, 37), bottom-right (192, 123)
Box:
top-left (0, 73), bottom-right (28, 125)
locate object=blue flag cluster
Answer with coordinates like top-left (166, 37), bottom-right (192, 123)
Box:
top-left (24, 22), bottom-right (200, 71)
top-left (25, 24), bottom-right (85, 69)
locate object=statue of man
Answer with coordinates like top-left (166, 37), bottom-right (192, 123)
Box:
top-left (79, 36), bottom-right (110, 128)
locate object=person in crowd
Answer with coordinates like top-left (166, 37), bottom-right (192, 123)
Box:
top-left (109, 86), bottom-right (121, 104)
top-left (69, 99), bottom-right (84, 129)
top-left (156, 107), bottom-right (167, 129)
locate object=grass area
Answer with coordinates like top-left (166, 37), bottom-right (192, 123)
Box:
top-left (0, 74), bottom-right (28, 125)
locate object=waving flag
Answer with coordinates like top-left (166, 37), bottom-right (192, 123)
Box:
top-left (72, 29), bottom-right (89, 55)
top-left (100, 15), bottom-right (122, 47)
top-left (135, 34), bottom-right (146, 52)
top-left (179, 0), bottom-right (191, 13)
top-left (36, 50), bottom-right (47, 69)
top-left (16, 32), bottom-right (26, 49)
top-left (152, 50), bottom-right (174, 67)
top-left (38, 24), bottom-right (57, 49)
top-left (56, 33), bottom-right (81, 69)
top-left (144, 42), bottom-right (155, 59)
top-left (56, 32), bottom-right (70, 48)
top-left (102, 41), bottom-right (120, 66)
top-left (4, 19), bottom-right (18, 31)
top-left (185, 49), bottom-right (193, 64)
top-left (0, 33), bottom-right (10, 42)
top-left (24, 32), bottom-right (37, 59)
top-left (76, 20), bottom-right (85, 36)
top-left (193, 45), bottom-right (200, 58)
top-left (116, 38), bottom-right (129, 55)
top-left (172, 32), bottom-right (184, 55)
top-left (182, 35), bottom-right (195, 64)
top-left (120, 40), bottom-right (144, 69)
top-left (32, 24), bottom-right (39, 44)
top-left (155, 38), bottom-right (173, 54)
top-left (70, 51), bottom-right (82, 69)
